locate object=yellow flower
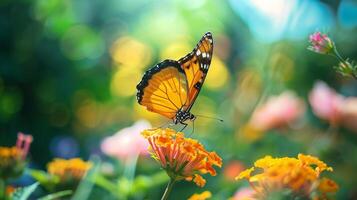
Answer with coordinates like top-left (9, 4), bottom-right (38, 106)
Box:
top-left (142, 128), bottom-right (222, 187)
top-left (0, 133), bottom-right (33, 179)
top-left (235, 154), bottom-right (337, 199)
top-left (188, 191), bottom-right (212, 200)
top-left (47, 158), bottom-right (92, 182)
top-left (235, 167), bottom-right (254, 180)
top-left (298, 154), bottom-right (333, 174)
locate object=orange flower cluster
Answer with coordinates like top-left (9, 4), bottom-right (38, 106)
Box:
top-left (0, 147), bottom-right (23, 166)
top-left (236, 154), bottom-right (338, 199)
top-left (142, 128), bottom-right (222, 187)
top-left (47, 158), bottom-right (92, 181)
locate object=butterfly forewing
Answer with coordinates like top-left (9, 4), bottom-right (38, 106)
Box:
top-left (136, 60), bottom-right (189, 119)
top-left (178, 32), bottom-right (213, 110)
top-left (136, 32), bottom-right (213, 121)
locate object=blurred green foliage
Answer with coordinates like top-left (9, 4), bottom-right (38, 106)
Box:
top-left (1, 0), bottom-right (357, 199)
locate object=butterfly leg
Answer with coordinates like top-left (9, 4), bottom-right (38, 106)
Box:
top-left (188, 120), bottom-right (195, 137)
top-left (179, 122), bottom-right (188, 132)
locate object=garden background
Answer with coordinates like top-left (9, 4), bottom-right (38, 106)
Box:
top-left (1, 0), bottom-right (357, 199)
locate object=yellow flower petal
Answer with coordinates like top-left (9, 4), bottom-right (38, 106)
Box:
top-left (235, 167), bottom-right (255, 180)
top-left (188, 191), bottom-right (212, 200)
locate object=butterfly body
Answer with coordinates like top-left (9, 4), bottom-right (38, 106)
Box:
top-left (136, 32), bottom-right (213, 126)
top-left (174, 108), bottom-right (196, 125)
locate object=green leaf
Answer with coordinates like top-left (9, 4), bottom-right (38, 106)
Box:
top-left (27, 169), bottom-right (59, 191)
top-left (71, 156), bottom-right (101, 200)
top-left (38, 190), bottom-right (73, 200)
top-left (12, 182), bottom-right (39, 200)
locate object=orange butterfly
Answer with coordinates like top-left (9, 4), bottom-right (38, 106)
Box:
top-left (136, 32), bottom-right (213, 128)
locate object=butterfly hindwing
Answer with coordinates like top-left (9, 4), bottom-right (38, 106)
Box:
top-left (136, 60), bottom-right (189, 119)
top-left (178, 32), bottom-right (213, 110)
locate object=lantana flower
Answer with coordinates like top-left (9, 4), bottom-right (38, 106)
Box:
top-left (47, 158), bottom-right (92, 190)
top-left (141, 128), bottom-right (222, 199)
top-left (0, 132), bottom-right (33, 180)
top-left (236, 154), bottom-right (338, 199)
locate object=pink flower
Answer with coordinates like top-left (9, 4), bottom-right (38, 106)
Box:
top-left (340, 98), bottom-right (357, 133)
top-left (308, 32), bottom-right (334, 54)
top-left (101, 120), bottom-right (151, 160)
top-left (232, 187), bottom-right (255, 200)
top-left (16, 132), bottom-right (33, 159)
top-left (309, 81), bottom-right (344, 125)
top-left (249, 91), bottom-right (305, 131)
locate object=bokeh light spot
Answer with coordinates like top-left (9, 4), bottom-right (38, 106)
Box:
top-left (269, 52), bottom-right (294, 82)
top-left (133, 100), bottom-right (162, 124)
top-left (75, 98), bottom-right (102, 129)
top-left (235, 68), bottom-right (262, 113)
top-left (160, 42), bottom-right (191, 60)
top-left (0, 89), bottom-right (23, 118)
top-left (205, 56), bottom-right (229, 90)
top-left (338, 0), bottom-right (357, 29)
top-left (50, 136), bottom-right (79, 159)
top-left (110, 67), bottom-right (142, 97)
top-left (61, 24), bottom-right (104, 61)
top-left (110, 36), bottom-right (152, 69)
top-left (49, 103), bottom-right (70, 127)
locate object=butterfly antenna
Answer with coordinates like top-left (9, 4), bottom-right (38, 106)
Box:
top-left (195, 114), bottom-right (224, 122)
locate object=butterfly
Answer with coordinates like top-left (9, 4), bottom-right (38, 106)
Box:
top-left (136, 32), bottom-right (213, 129)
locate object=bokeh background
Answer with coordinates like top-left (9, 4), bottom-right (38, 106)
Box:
top-left (1, 0), bottom-right (357, 199)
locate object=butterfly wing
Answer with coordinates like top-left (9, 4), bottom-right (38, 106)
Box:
top-left (178, 32), bottom-right (213, 110)
top-left (136, 60), bottom-right (189, 119)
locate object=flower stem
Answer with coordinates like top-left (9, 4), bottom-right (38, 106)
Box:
top-left (332, 47), bottom-right (347, 65)
top-left (0, 179), bottom-right (5, 199)
top-left (161, 178), bottom-right (176, 200)
top-left (333, 48), bottom-right (344, 61)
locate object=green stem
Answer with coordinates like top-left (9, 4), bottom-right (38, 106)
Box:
top-left (0, 179), bottom-right (5, 199)
top-left (161, 178), bottom-right (176, 200)
top-left (333, 48), bottom-right (345, 63)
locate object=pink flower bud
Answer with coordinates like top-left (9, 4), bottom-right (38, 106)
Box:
top-left (308, 32), bottom-right (334, 54)
top-left (16, 132), bottom-right (33, 159)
